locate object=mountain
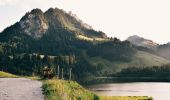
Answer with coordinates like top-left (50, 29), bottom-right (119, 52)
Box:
top-left (126, 35), bottom-right (170, 60)
top-left (0, 8), bottom-right (169, 83)
top-left (1, 8), bottom-right (106, 40)
top-left (127, 35), bottom-right (158, 49)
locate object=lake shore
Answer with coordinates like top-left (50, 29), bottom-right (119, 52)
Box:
top-left (85, 77), bottom-right (170, 85)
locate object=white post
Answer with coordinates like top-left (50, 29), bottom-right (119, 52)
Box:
top-left (69, 68), bottom-right (72, 81)
top-left (62, 68), bottom-right (64, 79)
top-left (57, 65), bottom-right (60, 78)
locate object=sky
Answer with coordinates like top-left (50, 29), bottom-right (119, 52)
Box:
top-left (0, 0), bottom-right (170, 44)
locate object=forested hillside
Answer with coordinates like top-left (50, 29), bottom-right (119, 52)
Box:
top-left (0, 8), bottom-right (169, 83)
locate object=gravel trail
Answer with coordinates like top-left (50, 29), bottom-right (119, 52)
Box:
top-left (0, 78), bottom-right (44, 100)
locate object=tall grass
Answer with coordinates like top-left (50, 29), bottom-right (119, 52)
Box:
top-left (42, 79), bottom-right (98, 100)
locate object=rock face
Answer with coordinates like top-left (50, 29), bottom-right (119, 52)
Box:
top-left (127, 35), bottom-right (158, 49)
top-left (18, 8), bottom-right (95, 39)
top-left (68, 11), bottom-right (93, 30)
top-left (44, 8), bottom-right (93, 35)
top-left (18, 8), bottom-right (103, 39)
top-left (19, 9), bottom-right (48, 39)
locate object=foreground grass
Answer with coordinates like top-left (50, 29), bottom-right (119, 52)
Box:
top-left (42, 79), bottom-right (153, 100)
top-left (0, 71), bottom-right (19, 78)
top-left (42, 79), bottom-right (98, 100)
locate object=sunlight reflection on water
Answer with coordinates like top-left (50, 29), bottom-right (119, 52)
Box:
top-left (87, 82), bottom-right (170, 100)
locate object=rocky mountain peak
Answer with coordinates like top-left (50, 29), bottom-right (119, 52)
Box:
top-left (4, 7), bottom-right (104, 39)
top-left (19, 8), bottom-right (48, 39)
top-left (127, 35), bottom-right (142, 40)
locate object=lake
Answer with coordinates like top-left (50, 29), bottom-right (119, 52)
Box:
top-left (87, 82), bottom-right (170, 100)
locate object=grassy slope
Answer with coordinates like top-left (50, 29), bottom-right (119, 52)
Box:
top-left (43, 79), bottom-right (97, 100)
top-left (0, 71), bottom-right (18, 78)
top-left (87, 51), bottom-right (170, 74)
top-left (77, 35), bottom-right (107, 41)
top-left (42, 79), bottom-right (153, 100)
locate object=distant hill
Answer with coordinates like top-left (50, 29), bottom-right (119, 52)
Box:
top-left (127, 35), bottom-right (158, 49)
top-left (127, 35), bottom-right (170, 60)
top-left (0, 8), bottom-right (169, 83)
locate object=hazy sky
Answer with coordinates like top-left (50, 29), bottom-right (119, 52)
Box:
top-left (0, 0), bottom-right (170, 44)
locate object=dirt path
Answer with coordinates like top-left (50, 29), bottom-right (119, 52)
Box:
top-left (0, 78), bottom-right (44, 100)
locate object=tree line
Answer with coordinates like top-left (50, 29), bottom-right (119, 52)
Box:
top-left (115, 64), bottom-right (170, 77)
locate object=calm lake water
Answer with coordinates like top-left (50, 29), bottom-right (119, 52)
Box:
top-left (87, 82), bottom-right (170, 100)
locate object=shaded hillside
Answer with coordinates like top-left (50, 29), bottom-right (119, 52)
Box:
top-left (117, 64), bottom-right (170, 77)
top-left (157, 43), bottom-right (170, 60)
top-left (85, 51), bottom-right (170, 76)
